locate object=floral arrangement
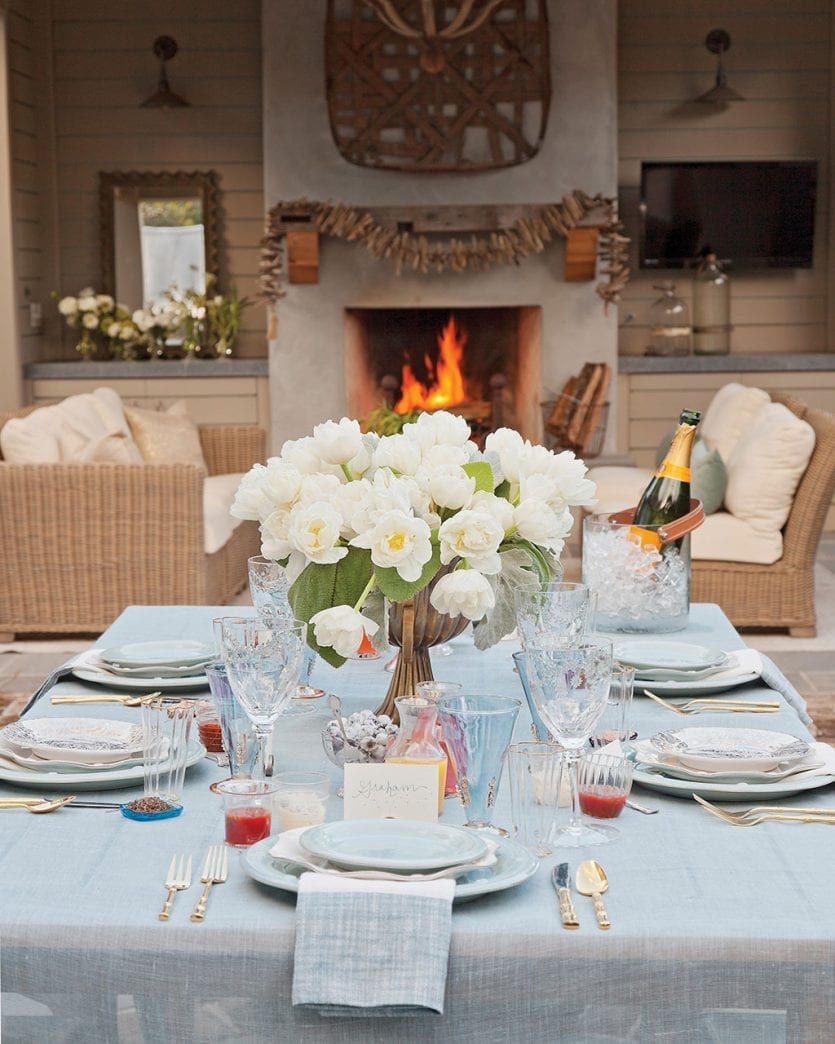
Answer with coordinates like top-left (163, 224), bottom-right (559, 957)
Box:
top-left (232, 410), bottom-right (596, 667)
top-left (162, 274), bottom-right (251, 357)
top-left (56, 288), bottom-right (139, 359)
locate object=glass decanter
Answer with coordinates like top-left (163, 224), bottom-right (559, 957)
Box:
top-left (385, 696), bottom-right (447, 814)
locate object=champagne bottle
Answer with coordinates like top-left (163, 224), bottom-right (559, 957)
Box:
top-left (630, 409), bottom-right (701, 552)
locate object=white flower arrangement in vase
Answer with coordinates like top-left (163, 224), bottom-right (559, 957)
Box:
top-left (231, 410), bottom-right (597, 667)
top-left (56, 287), bottom-right (140, 359)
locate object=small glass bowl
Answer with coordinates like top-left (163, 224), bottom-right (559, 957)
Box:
top-left (120, 801), bottom-right (183, 822)
top-left (321, 730), bottom-right (384, 769)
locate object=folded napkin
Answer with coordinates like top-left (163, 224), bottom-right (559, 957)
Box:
top-left (21, 649), bottom-right (106, 716)
top-left (633, 739), bottom-right (835, 783)
top-left (291, 870), bottom-right (456, 1017)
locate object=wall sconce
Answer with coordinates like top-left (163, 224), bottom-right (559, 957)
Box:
top-left (695, 29), bottom-right (744, 104)
top-left (140, 36), bottom-right (189, 109)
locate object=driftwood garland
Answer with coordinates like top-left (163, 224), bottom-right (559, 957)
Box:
top-left (259, 192), bottom-right (630, 311)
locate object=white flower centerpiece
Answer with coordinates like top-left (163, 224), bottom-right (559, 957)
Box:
top-left (231, 410), bottom-right (596, 709)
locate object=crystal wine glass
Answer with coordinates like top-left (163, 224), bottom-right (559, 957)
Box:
top-left (219, 617), bottom-right (307, 779)
top-left (513, 581), bottom-right (593, 650)
top-left (523, 636), bottom-right (614, 846)
top-left (248, 555), bottom-right (323, 706)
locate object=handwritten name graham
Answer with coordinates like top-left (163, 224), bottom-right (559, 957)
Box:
top-left (351, 779), bottom-right (432, 800)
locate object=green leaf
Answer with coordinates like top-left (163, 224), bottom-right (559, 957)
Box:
top-left (288, 548), bottom-right (374, 668)
top-left (375, 545), bottom-right (442, 603)
top-left (462, 460), bottom-right (495, 494)
top-left (494, 479), bottom-right (512, 500)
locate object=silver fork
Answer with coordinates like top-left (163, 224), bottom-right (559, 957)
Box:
top-left (159, 854), bottom-right (192, 921)
top-left (190, 845), bottom-right (229, 922)
top-left (692, 794), bottom-right (835, 826)
top-left (643, 690), bottom-right (780, 715)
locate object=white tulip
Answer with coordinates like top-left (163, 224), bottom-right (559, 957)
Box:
top-left (430, 569), bottom-right (495, 621)
top-left (470, 490), bottom-right (514, 534)
top-left (373, 433), bottom-right (422, 476)
top-left (484, 427), bottom-right (526, 484)
top-left (312, 417), bottom-right (364, 466)
top-left (419, 443), bottom-right (470, 471)
top-left (310, 605), bottom-right (378, 659)
top-left (77, 295), bottom-right (98, 312)
top-left (96, 294), bottom-right (115, 311)
top-left (298, 472), bottom-right (343, 506)
top-left (82, 313), bottom-right (99, 329)
top-left (350, 509), bottom-right (433, 583)
top-left (518, 445), bottom-right (597, 510)
top-left (513, 498), bottom-right (573, 550)
top-left (259, 508), bottom-right (293, 560)
top-left (438, 509), bottom-right (504, 574)
top-left (58, 296), bottom-right (78, 316)
top-left (402, 410), bottom-right (471, 451)
top-left (424, 465), bottom-right (475, 511)
top-left (288, 501), bottom-right (348, 565)
top-left (280, 436), bottom-right (328, 475)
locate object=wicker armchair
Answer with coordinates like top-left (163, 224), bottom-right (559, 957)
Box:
top-left (0, 404), bottom-right (264, 639)
top-left (691, 393), bottom-right (835, 637)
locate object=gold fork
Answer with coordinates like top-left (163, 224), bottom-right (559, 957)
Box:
top-left (190, 845), bottom-right (228, 922)
top-left (159, 854), bottom-right (192, 921)
top-left (692, 794), bottom-right (835, 826)
top-left (643, 690), bottom-right (780, 715)
top-left (51, 692), bottom-right (163, 706)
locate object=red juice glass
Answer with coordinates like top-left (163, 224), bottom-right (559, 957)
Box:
top-left (217, 779), bottom-right (278, 847)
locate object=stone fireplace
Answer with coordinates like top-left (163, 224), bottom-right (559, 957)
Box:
top-left (262, 1), bottom-right (618, 451)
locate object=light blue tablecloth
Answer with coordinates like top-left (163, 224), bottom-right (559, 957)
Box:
top-left (1, 604), bottom-right (833, 1043)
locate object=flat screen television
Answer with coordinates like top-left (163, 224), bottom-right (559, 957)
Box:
top-left (639, 160), bottom-right (817, 270)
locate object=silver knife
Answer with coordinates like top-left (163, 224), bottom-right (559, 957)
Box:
top-left (551, 862), bottom-right (579, 929)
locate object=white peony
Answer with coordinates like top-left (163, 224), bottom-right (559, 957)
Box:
top-left (311, 417), bottom-right (364, 467)
top-left (288, 501), bottom-right (348, 565)
top-left (430, 569), bottom-right (495, 621)
top-left (82, 312), bottom-right (99, 329)
top-left (58, 296), bottom-right (78, 316)
top-left (77, 293), bottom-right (97, 312)
top-left (350, 509), bottom-right (433, 582)
top-left (373, 433), bottom-right (422, 476)
top-left (437, 509), bottom-right (504, 574)
top-left (96, 294), bottom-right (114, 311)
top-left (310, 605), bottom-right (378, 659)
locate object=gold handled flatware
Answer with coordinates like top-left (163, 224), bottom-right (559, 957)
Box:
top-left (0, 796), bottom-right (77, 814)
top-left (693, 794), bottom-right (835, 826)
top-left (51, 692), bottom-right (162, 706)
top-left (575, 861), bottom-right (611, 930)
top-left (643, 690), bottom-right (780, 716)
top-left (190, 845), bottom-right (228, 922)
top-left (159, 854), bottom-right (192, 921)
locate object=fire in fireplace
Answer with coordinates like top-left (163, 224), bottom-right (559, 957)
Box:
top-left (395, 315), bottom-right (467, 414)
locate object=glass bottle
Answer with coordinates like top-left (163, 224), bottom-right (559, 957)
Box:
top-left (647, 282), bottom-right (691, 356)
top-left (415, 680), bottom-right (462, 798)
top-left (385, 696), bottom-right (447, 814)
top-left (692, 254), bottom-right (731, 355)
top-left (630, 409), bottom-right (701, 552)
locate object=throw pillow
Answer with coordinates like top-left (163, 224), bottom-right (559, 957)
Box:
top-left (724, 402), bottom-right (815, 533)
top-left (0, 406), bottom-right (62, 463)
top-left (654, 433), bottom-right (727, 514)
top-left (124, 401), bottom-right (208, 469)
top-left (699, 382), bottom-right (770, 463)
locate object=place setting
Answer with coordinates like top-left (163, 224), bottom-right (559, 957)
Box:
top-left (613, 639), bottom-right (762, 697)
top-left (69, 640), bottom-right (215, 693)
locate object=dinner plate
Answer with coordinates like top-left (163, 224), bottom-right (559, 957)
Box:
top-left (631, 752), bottom-right (825, 786)
top-left (614, 641), bottom-right (727, 672)
top-left (99, 641), bottom-right (216, 668)
top-left (0, 717), bottom-right (144, 765)
top-left (648, 727), bottom-right (810, 774)
top-left (72, 667), bottom-right (209, 693)
top-left (98, 661), bottom-right (212, 679)
top-left (632, 764), bottom-right (835, 802)
top-left (241, 833), bottom-right (539, 903)
top-left (636, 671), bottom-right (761, 697)
top-left (299, 819), bottom-right (488, 871)
top-left (0, 738), bottom-right (206, 791)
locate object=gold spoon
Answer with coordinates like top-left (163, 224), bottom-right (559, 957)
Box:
top-left (575, 860), bottom-right (611, 930)
top-left (0, 796), bottom-right (77, 814)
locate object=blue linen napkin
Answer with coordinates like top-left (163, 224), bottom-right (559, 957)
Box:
top-left (291, 872), bottom-right (456, 1017)
top-left (758, 653), bottom-right (811, 726)
top-left (20, 649), bottom-right (105, 716)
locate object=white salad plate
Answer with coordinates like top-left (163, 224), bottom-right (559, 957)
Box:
top-left (0, 717), bottom-right (144, 765)
top-left (636, 671), bottom-right (761, 697)
top-left (99, 640), bottom-right (216, 668)
top-left (0, 744), bottom-right (147, 773)
top-left (632, 764), bottom-right (835, 802)
top-left (298, 819), bottom-right (488, 871)
top-left (242, 833), bottom-right (538, 903)
top-left (96, 661), bottom-right (212, 679)
top-left (72, 667), bottom-right (209, 693)
top-left (631, 740), bottom-right (822, 785)
top-left (0, 737), bottom-right (206, 791)
top-left (647, 727), bottom-right (810, 774)
top-left (614, 641), bottom-right (727, 672)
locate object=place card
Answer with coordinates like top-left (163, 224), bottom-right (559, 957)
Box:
top-left (343, 763), bottom-right (439, 822)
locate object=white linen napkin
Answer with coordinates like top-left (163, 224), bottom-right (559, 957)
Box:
top-left (21, 649), bottom-right (107, 715)
top-left (291, 867), bottom-right (456, 1016)
top-left (632, 739), bottom-right (835, 783)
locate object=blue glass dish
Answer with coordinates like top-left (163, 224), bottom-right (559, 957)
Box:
top-left (120, 801), bottom-right (183, 822)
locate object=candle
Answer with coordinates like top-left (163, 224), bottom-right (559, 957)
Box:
top-left (276, 790), bottom-right (327, 832)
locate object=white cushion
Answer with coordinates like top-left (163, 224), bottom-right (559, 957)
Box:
top-left (125, 401), bottom-right (207, 469)
top-left (724, 402), bottom-right (815, 533)
top-left (204, 473), bottom-right (246, 555)
top-left (1, 407), bottom-right (62, 463)
top-left (699, 382), bottom-right (770, 462)
top-left (692, 512), bottom-right (783, 564)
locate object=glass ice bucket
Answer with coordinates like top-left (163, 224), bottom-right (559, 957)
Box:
top-left (582, 512), bottom-right (691, 633)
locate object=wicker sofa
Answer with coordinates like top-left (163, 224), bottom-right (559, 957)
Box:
top-left (0, 403), bottom-right (263, 639)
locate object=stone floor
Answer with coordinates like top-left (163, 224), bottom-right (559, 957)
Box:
top-left (1, 536), bottom-right (834, 739)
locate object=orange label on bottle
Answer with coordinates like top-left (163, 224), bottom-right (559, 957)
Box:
top-left (628, 526), bottom-right (662, 551)
top-left (655, 462), bottom-right (691, 482)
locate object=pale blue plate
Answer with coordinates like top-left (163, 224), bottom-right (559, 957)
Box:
top-left (100, 641), bottom-right (215, 668)
top-left (613, 640), bottom-right (726, 672)
top-left (241, 833), bottom-right (538, 903)
top-left (299, 818), bottom-right (488, 871)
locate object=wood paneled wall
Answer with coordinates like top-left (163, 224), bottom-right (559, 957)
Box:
top-left (38, 0), bottom-right (265, 359)
top-left (617, 1), bottom-right (833, 357)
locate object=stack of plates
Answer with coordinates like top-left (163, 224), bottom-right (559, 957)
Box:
top-left (631, 725), bottom-right (835, 800)
top-left (0, 716), bottom-right (205, 791)
top-left (241, 818), bottom-right (539, 902)
top-left (614, 640), bottom-right (759, 696)
top-left (72, 640), bottom-right (215, 692)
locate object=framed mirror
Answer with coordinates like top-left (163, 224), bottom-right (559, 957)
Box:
top-left (99, 170), bottom-right (220, 311)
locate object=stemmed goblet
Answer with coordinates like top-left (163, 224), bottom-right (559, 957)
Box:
top-left (523, 636), bottom-right (614, 846)
top-left (219, 616), bottom-right (307, 779)
top-left (513, 581), bottom-right (593, 649)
